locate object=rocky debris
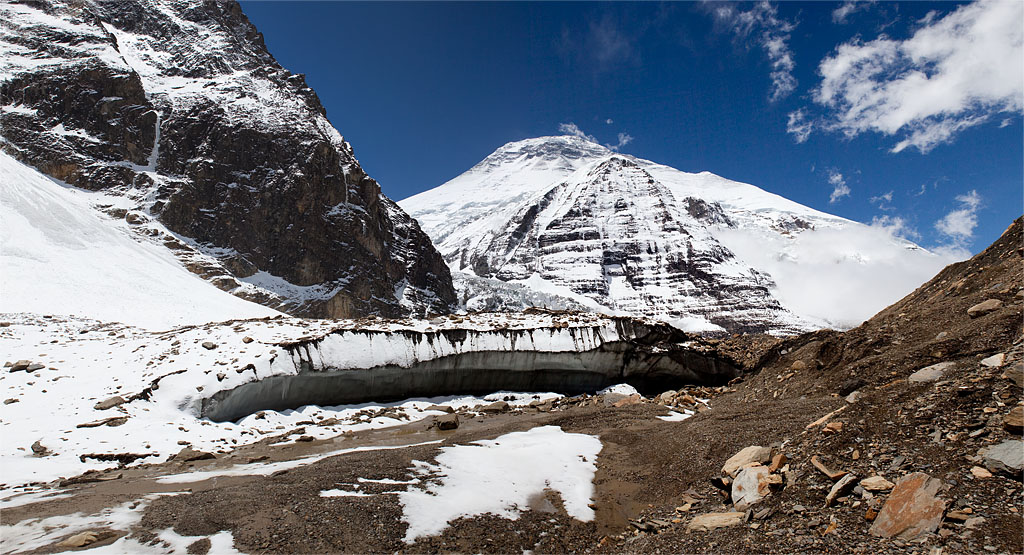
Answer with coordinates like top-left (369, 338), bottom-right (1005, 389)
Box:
top-left (686, 512), bottom-right (746, 532)
top-left (201, 341), bottom-right (218, 350)
top-left (56, 531), bottom-right (99, 548)
top-left (825, 473), bottom-right (857, 507)
top-left (94, 395), bottom-right (127, 410)
top-left (433, 413), bottom-right (459, 430)
top-left (810, 455), bottom-right (848, 480)
top-left (295, 435), bottom-right (314, 442)
top-left (173, 447), bottom-right (216, 462)
top-left (869, 472), bottom-right (946, 539)
top-left (860, 475), bottom-right (895, 491)
top-left (979, 440), bottom-right (1023, 476)
top-left (30, 440), bottom-right (49, 456)
top-left (969, 466), bottom-right (993, 479)
top-left (967, 299), bottom-right (1003, 318)
top-left (78, 453), bottom-right (153, 465)
top-left (1005, 407), bottom-right (1024, 433)
top-left (721, 446), bottom-right (772, 477)
top-left (59, 470), bottom-right (125, 487)
top-left (4, 398), bottom-right (19, 405)
top-left (77, 416), bottom-right (128, 428)
top-left (908, 362), bottom-right (955, 383)
top-left (9, 360), bottom-right (32, 372)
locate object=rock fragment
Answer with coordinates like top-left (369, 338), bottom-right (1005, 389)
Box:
top-left (980, 353), bottom-right (1005, 368)
top-left (722, 446), bottom-right (772, 477)
top-left (94, 395), bottom-right (126, 410)
top-left (434, 413), bottom-right (459, 430)
top-left (687, 512), bottom-right (745, 532)
top-left (825, 473), bottom-right (857, 507)
top-left (869, 472), bottom-right (946, 539)
top-left (1004, 407), bottom-right (1023, 434)
top-left (909, 362), bottom-right (955, 383)
top-left (967, 299), bottom-right (1002, 318)
top-left (979, 440), bottom-right (1023, 476)
top-left (57, 531), bottom-right (99, 548)
top-left (860, 475), bottom-right (895, 491)
top-left (479, 401), bottom-right (509, 413)
top-left (732, 465), bottom-right (772, 510)
top-left (201, 341), bottom-right (217, 350)
top-left (31, 440), bottom-right (49, 456)
top-left (173, 447), bottom-right (216, 462)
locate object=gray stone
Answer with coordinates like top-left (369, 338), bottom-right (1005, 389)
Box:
top-left (10, 360), bottom-right (31, 372)
top-left (201, 341), bottom-right (217, 350)
top-left (1002, 362), bottom-right (1024, 386)
top-left (173, 447), bottom-right (216, 462)
top-left (479, 401), bottom-right (509, 413)
top-left (732, 465), bottom-right (771, 510)
top-left (967, 299), bottom-right (1002, 318)
top-left (825, 473), bottom-right (857, 507)
top-left (980, 353), bottom-right (1005, 368)
top-left (980, 440), bottom-right (1024, 476)
top-left (909, 362), bottom-right (955, 383)
top-left (860, 475), bottom-right (895, 491)
top-left (31, 440), bottom-right (48, 456)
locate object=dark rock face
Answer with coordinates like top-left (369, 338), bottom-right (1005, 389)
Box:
top-left (0, 0), bottom-right (454, 318)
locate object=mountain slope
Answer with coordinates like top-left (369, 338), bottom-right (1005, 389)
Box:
top-left (400, 135), bottom-right (955, 332)
top-left (0, 150), bottom-right (279, 329)
top-left (0, 0), bottom-right (455, 319)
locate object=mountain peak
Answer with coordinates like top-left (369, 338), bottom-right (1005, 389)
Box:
top-left (472, 135), bottom-right (611, 171)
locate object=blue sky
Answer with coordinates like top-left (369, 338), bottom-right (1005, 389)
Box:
top-left (241, 1), bottom-right (1022, 256)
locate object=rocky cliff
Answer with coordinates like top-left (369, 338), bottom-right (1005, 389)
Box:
top-left (0, 0), bottom-right (455, 319)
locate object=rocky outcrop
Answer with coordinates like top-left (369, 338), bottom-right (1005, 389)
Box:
top-left (0, 0), bottom-right (454, 318)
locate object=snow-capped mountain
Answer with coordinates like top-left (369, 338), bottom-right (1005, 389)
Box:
top-left (0, 0), bottom-right (454, 320)
top-left (400, 135), bottom-right (954, 333)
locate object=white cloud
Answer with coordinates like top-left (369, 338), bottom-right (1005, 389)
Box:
top-left (832, 1), bottom-right (875, 24)
top-left (999, 118), bottom-right (1013, 128)
top-left (605, 118), bottom-right (614, 125)
top-left (935, 189), bottom-right (982, 241)
top-left (870, 190), bottom-right (894, 210)
top-left (608, 132), bottom-right (634, 151)
top-left (558, 122), bottom-right (598, 143)
top-left (828, 170), bottom-right (851, 203)
top-left (810, 0), bottom-right (1024, 153)
top-left (714, 1), bottom-right (798, 101)
top-left (870, 214), bottom-right (919, 240)
top-left (558, 123), bottom-right (634, 151)
top-left (786, 109), bottom-right (813, 143)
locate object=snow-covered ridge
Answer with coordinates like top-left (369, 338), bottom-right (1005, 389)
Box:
top-left (400, 135), bottom-right (955, 329)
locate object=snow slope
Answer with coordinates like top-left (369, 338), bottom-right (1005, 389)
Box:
top-left (0, 151), bottom-right (280, 330)
top-left (400, 135), bottom-right (957, 329)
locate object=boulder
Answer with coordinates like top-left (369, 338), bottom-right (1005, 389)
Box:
top-left (1003, 362), bottom-right (1024, 387)
top-left (612, 394), bottom-right (643, 408)
top-left (10, 360), bottom-right (31, 372)
top-left (908, 362), bottom-right (955, 383)
top-left (869, 472), bottom-right (945, 539)
top-left (434, 413), bottom-right (459, 430)
top-left (57, 531), bottom-right (99, 548)
top-left (425, 404), bottom-right (455, 413)
top-left (721, 446), bottom-right (772, 477)
top-left (967, 299), bottom-right (1002, 318)
top-left (94, 396), bottom-right (126, 410)
top-left (31, 440), bottom-right (49, 456)
top-left (687, 512), bottom-right (745, 532)
top-left (732, 465), bottom-right (772, 510)
top-left (657, 390), bottom-right (677, 404)
top-left (980, 440), bottom-right (1024, 476)
top-left (860, 475), bottom-right (895, 491)
top-left (479, 401), bottom-right (509, 413)
top-left (201, 341), bottom-right (217, 350)
top-left (173, 447), bottom-right (216, 462)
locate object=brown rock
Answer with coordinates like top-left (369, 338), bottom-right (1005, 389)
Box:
top-left (434, 413), bottom-right (459, 430)
top-left (825, 473), bottom-right (857, 507)
top-left (790, 360), bottom-right (807, 371)
top-left (242, 336), bottom-right (254, 344)
top-left (479, 401), bottom-right (509, 413)
top-left (823, 421), bottom-right (843, 434)
top-left (860, 475), bottom-right (895, 491)
top-left (612, 394), bottom-right (643, 408)
top-left (57, 531), bottom-right (99, 548)
top-left (810, 455), bottom-right (848, 480)
top-left (1004, 406), bottom-right (1023, 433)
top-left (174, 447), bottom-right (216, 462)
top-left (1002, 362), bottom-right (1023, 386)
top-left (768, 453), bottom-right (787, 472)
top-left (425, 404), bottom-right (455, 413)
top-left (94, 395), bottom-right (126, 410)
top-left (967, 298), bottom-right (1002, 318)
top-left (869, 472), bottom-right (946, 539)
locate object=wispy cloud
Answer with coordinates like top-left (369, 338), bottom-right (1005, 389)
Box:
top-left (832, 1), bottom-right (875, 24)
top-left (870, 190), bottom-right (894, 210)
top-left (806, 0), bottom-right (1023, 153)
top-left (828, 170), bottom-right (851, 203)
top-left (713, 1), bottom-right (798, 101)
top-left (558, 122), bottom-right (598, 143)
top-left (558, 123), bottom-right (634, 151)
top-left (605, 118), bottom-right (614, 125)
top-left (557, 14), bottom-right (640, 71)
top-left (786, 109), bottom-right (812, 143)
top-left (935, 190), bottom-right (982, 242)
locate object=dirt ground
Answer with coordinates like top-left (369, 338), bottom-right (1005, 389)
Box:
top-left (3, 219), bottom-right (1022, 554)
